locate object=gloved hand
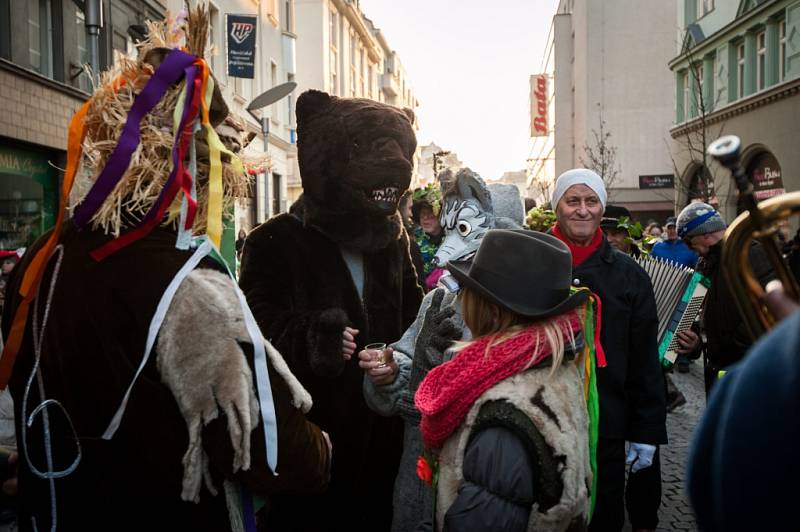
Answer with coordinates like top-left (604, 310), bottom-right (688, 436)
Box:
top-left (408, 289), bottom-right (459, 393)
top-left (626, 442), bottom-right (656, 473)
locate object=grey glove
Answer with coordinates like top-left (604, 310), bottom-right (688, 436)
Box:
top-left (408, 289), bottom-right (460, 392)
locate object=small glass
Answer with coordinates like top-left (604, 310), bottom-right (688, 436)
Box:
top-left (364, 342), bottom-right (387, 368)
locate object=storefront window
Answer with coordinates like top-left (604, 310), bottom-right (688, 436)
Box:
top-left (747, 151), bottom-right (783, 201)
top-left (0, 146), bottom-right (57, 251)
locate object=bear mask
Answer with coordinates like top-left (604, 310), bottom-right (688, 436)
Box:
top-left (292, 90), bottom-right (417, 252)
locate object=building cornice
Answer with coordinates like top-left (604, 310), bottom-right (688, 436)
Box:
top-left (670, 77), bottom-right (800, 138)
top-left (668, 0), bottom-right (780, 70)
top-left (0, 58), bottom-right (89, 102)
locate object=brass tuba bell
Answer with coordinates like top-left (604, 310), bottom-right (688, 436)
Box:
top-left (707, 135), bottom-right (800, 340)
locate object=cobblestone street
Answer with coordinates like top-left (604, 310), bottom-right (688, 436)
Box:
top-left (624, 362), bottom-right (706, 532)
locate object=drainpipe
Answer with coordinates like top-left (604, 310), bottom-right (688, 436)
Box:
top-left (85, 0), bottom-right (102, 84)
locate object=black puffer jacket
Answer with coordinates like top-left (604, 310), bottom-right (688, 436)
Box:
top-left (572, 238), bottom-right (667, 444)
top-left (699, 241), bottom-right (775, 370)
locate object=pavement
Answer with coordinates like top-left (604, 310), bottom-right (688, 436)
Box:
top-left (624, 361), bottom-right (705, 532)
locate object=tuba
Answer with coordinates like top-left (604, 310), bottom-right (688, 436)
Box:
top-left (707, 135), bottom-right (800, 340)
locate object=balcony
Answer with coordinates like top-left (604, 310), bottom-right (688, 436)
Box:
top-left (381, 72), bottom-right (399, 97)
top-left (282, 31), bottom-right (296, 75)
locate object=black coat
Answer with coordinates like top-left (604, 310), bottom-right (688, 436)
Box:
top-left (572, 238), bottom-right (667, 444)
top-left (700, 241), bottom-right (775, 370)
top-left (239, 211), bottom-right (423, 531)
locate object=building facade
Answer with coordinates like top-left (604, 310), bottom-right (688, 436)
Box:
top-left (669, 0), bottom-right (800, 221)
top-left (548, 0), bottom-right (678, 222)
top-left (166, 0), bottom-right (299, 232)
top-left (416, 142), bottom-right (463, 188)
top-left (0, 0), bottom-right (166, 252)
top-left (292, 0), bottom-right (419, 202)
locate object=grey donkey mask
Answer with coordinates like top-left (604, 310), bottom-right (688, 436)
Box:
top-left (433, 168), bottom-right (524, 268)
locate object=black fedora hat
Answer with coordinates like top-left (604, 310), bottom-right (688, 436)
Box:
top-left (447, 229), bottom-right (588, 319)
top-left (600, 204), bottom-right (633, 230)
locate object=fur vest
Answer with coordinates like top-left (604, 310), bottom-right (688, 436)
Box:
top-left (436, 363), bottom-right (591, 531)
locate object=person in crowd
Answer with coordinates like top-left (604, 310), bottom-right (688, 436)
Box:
top-left (414, 229), bottom-right (593, 531)
top-left (524, 196), bottom-right (537, 213)
top-left (600, 205), bottom-right (642, 257)
top-left (651, 216), bottom-right (698, 268)
top-left (240, 89), bottom-right (423, 531)
top-left (643, 223), bottom-right (663, 252)
top-left (644, 222), bottom-right (663, 240)
top-left (675, 202), bottom-right (775, 396)
top-left (550, 169), bottom-right (666, 532)
top-left (0, 10), bottom-right (332, 530)
top-left (687, 282), bottom-right (799, 532)
top-left (412, 186), bottom-right (445, 287)
top-left (400, 190), bottom-right (426, 284)
top-left (359, 169), bottom-right (525, 532)
top-left (235, 228), bottom-right (247, 259)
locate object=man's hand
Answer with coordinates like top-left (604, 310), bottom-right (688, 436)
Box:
top-left (765, 280), bottom-right (800, 322)
top-left (675, 329), bottom-right (700, 354)
top-left (626, 442), bottom-right (656, 473)
top-left (358, 346), bottom-right (398, 386)
top-left (342, 326), bottom-right (359, 360)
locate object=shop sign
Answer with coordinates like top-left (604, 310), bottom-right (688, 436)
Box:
top-left (0, 146), bottom-right (51, 185)
top-left (748, 152), bottom-right (784, 200)
top-left (226, 14), bottom-right (258, 79)
top-left (639, 174), bottom-right (674, 189)
top-left (530, 74), bottom-right (548, 137)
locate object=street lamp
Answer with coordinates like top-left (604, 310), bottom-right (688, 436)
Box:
top-left (247, 81), bottom-right (297, 154)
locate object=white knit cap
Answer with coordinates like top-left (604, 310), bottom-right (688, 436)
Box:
top-left (551, 169), bottom-right (607, 209)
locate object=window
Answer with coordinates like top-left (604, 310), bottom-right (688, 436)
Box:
top-left (779, 20), bottom-right (786, 82)
top-left (287, 73), bottom-right (295, 126)
top-left (359, 47), bottom-right (366, 97)
top-left (271, 61), bottom-right (278, 121)
top-left (28, 0), bottom-right (54, 78)
top-left (756, 30), bottom-right (766, 91)
top-left (737, 42), bottom-right (746, 98)
top-left (272, 173), bottom-right (283, 214)
top-left (695, 62), bottom-right (704, 113)
top-left (682, 71), bottom-right (690, 120)
top-left (329, 6), bottom-right (338, 47)
top-left (283, 0), bottom-right (294, 33)
top-left (75, 8), bottom-right (90, 92)
top-left (697, 0), bottom-right (714, 19)
top-left (329, 6), bottom-right (339, 94)
top-left (349, 33), bottom-right (357, 96)
top-left (368, 64), bottom-right (374, 99)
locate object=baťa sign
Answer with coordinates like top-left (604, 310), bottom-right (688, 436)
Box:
top-left (226, 14), bottom-right (257, 79)
top-left (639, 174), bottom-right (674, 189)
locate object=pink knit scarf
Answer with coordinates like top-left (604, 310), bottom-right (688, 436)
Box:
top-left (415, 312), bottom-right (582, 450)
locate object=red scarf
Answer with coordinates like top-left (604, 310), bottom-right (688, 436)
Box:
top-left (415, 313), bottom-right (582, 450)
top-left (552, 224), bottom-right (603, 267)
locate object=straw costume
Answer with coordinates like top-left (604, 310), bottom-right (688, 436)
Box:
top-left (0, 7), bottom-right (330, 531)
top-left (239, 89), bottom-right (423, 530)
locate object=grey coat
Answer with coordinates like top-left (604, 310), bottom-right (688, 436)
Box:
top-left (363, 288), bottom-right (469, 532)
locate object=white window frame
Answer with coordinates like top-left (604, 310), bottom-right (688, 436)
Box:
top-left (737, 42), bottom-right (746, 98)
top-left (779, 19), bottom-right (786, 82)
top-left (697, 0), bottom-right (714, 19)
top-left (682, 71), bottom-right (690, 120)
top-left (756, 30), bottom-right (766, 91)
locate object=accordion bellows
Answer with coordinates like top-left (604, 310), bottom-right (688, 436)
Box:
top-left (635, 256), bottom-right (709, 366)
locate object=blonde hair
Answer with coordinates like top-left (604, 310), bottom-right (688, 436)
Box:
top-left (458, 287), bottom-right (580, 376)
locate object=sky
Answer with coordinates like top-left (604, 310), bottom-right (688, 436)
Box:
top-left (359, 0), bottom-right (560, 181)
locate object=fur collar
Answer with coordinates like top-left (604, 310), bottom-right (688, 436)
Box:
top-left (291, 194), bottom-right (403, 252)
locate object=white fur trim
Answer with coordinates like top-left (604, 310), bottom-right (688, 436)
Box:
top-left (436, 363), bottom-right (591, 531)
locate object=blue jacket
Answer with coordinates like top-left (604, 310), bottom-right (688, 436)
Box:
top-left (650, 239), bottom-right (698, 268)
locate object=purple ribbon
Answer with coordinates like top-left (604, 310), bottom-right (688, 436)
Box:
top-left (138, 63), bottom-right (199, 228)
top-left (73, 49), bottom-right (198, 228)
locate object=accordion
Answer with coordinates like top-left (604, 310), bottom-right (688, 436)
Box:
top-left (634, 256), bottom-right (709, 366)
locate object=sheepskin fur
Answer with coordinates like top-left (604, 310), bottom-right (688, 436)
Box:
top-left (436, 363), bottom-right (591, 531)
top-left (157, 268), bottom-right (312, 502)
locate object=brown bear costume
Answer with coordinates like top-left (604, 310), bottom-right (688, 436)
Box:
top-left (240, 90), bottom-right (424, 530)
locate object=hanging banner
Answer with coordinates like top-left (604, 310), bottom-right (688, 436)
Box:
top-left (530, 74), bottom-right (548, 137)
top-left (226, 14), bottom-right (257, 79)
